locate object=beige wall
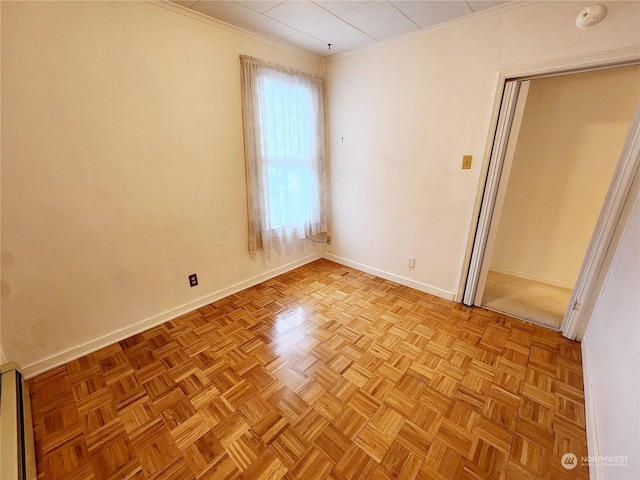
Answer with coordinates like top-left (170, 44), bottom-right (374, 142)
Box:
top-left (1, 1), bottom-right (321, 374)
top-left (490, 66), bottom-right (640, 288)
top-left (3, 0), bottom-right (640, 375)
top-left (323, 1), bottom-right (640, 298)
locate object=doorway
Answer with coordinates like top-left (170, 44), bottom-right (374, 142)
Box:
top-left (464, 63), bottom-right (640, 334)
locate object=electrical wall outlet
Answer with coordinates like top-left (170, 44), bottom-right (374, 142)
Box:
top-left (407, 257), bottom-right (416, 269)
top-left (188, 273), bottom-right (198, 287)
top-left (462, 155), bottom-right (473, 169)
top-left (326, 235), bottom-right (332, 245)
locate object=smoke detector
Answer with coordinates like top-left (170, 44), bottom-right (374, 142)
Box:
top-left (576, 4), bottom-right (607, 28)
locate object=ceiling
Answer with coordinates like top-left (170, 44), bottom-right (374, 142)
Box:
top-left (170, 0), bottom-right (509, 57)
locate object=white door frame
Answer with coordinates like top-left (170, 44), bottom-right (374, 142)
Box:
top-left (463, 81), bottom-right (530, 306)
top-left (460, 48), bottom-right (640, 340)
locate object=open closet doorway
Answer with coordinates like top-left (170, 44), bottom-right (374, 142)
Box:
top-left (464, 64), bottom-right (640, 333)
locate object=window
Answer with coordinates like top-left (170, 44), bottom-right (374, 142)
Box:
top-left (240, 55), bottom-right (327, 253)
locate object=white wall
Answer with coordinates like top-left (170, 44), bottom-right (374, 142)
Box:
top-left (582, 170), bottom-right (639, 480)
top-left (322, 1), bottom-right (640, 299)
top-left (490, 67), bottom-right (640, 288)
top-left (1, 1), bottom-right (322, 375)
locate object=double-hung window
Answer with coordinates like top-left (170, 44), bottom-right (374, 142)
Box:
top-left (240, 56), bottom-right (327, 253)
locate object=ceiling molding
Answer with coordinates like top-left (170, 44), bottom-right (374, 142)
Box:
top-left (145, 0), bottom-right (323, 63)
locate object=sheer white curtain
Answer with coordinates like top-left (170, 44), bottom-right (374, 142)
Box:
top-left (240, 55), bottom-right (327, 253)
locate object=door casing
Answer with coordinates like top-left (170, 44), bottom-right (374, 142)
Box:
top-left (458, 48), bottom-right (640, 340)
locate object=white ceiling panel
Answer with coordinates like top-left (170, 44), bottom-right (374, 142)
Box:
top-left (313, 1), bottom-right (371, 16)
top-left (340, 1), bottom-right (419, 41)
top-left (236, 1), bottom-right (285, 14)
top-left (264, 1), bottom-right (376, 51)
top-left (171, 0), bottom-right (511, 57)
top-left (278, 31), bottom-right (345, 56)
top-left (191, 1), bottom-right (296, 40)
top-left (391, 1), bottom-right (472, 28)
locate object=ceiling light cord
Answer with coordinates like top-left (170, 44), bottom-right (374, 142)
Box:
top-left (305, 235), bottom-right (328, 244)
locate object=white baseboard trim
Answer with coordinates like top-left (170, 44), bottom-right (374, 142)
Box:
top-left (322, 254), bottom-right (455, 301)
top-left (22, 254), bottom-right (321, 379)
top-left (488, 267), bottom-right (574, 290)
top-left (581, 335), bottom-right (601, 480)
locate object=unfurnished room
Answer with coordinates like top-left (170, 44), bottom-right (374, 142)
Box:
top-left (1, 1), bottom-right (639, 479)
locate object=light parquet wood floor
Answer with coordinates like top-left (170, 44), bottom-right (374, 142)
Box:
top-left (29, 259), bottom-right (589, 480)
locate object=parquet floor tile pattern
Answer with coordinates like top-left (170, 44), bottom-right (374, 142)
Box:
top-left (29, 259), bottom-right (589, 480)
